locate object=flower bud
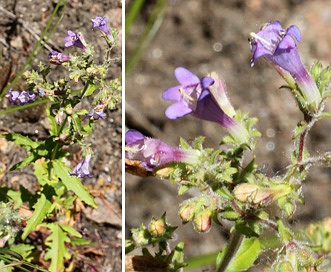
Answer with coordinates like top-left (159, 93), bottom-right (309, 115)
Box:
top-left (149, 218), bottom-right (166, 237)
top-left (179, 203), bottom-right (195, 223)
top-left (131, 228), bottom-right (149, 247)
top-left (193, 210), bottom-right (212, 233)
top-left (234, 183), bottom-right (291, 206)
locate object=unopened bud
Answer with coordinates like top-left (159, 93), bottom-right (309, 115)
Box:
top-left (179, 203), bottom-right (195, 223)
top-left (149, 218), bottom-right (166, 237)
top-left (194, 210), bottom-right (212, 233)
top-left (234, 183), bottom-right (291, 206)
top-left (131, 228), bottom-right (149, 247)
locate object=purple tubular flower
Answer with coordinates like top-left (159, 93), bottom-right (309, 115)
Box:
top-left (6, 89), bottom-right (36, 105)
top-left (249, 21), bottom-right (321, 112)
top-left (87, 104), bottom-right (106, 120)
top-left (48, 50), bottom-right (71, 65)
top-left (162, 67), bottom-right (214, 119)
top-left (125, 129), bottom-right (200, 170)
top-left (92, 16), bottom-right (111, 37)
top-left (69, 154), bottom-right (92, 178)
top-left (162, 68), bottom-right (249, 144)
top-left (64, 31), bottom-right (87, 50)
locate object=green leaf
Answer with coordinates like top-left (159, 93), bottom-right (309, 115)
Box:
top-left (21, 186), bottom-right (54, 240)
top-left (70, 237), bottom-right (90, 246)
top-left (292, 122), bottom-right (308, 139)
top-left (276, 218), bottom-right (293, 242)
top-left (9, 244), bottom-right (35, 261)
top-left (225, 237), bottom-right (261, 272)
top-left (0, 133), bottom-right (38, 150)
top-left (43, 223), bottom-right (71, 272)
top-left (11, 153), bottom-right (36, 170)
top-left (33, 158), bottom-right (49, 186)
top-left (59, 223), bottom-right (82, 238)
top-left (83, 84), bottom-right (97, 97)
top-left (52, 159), bottom-right (97, 208)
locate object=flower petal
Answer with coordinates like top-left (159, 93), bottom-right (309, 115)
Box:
top-left (126, 129), bottom-right (144, 144)
top-left (201, 77), bottom-right (214, 89)
top-left (162, 85), bottom-right (182, 101)
top-left (174, 67), bottom-right (200, 86)
top-left (165, 101), bottom-right (192, 119)
top-left (287, 25), bottom-right (301, 42)
top-left (277, 34), bottom-right (296, 50)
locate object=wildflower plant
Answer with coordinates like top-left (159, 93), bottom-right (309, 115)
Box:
top-left (126, 21), bottom-right (331, 271)
top-left (0, 15), bottom-right (121, 271)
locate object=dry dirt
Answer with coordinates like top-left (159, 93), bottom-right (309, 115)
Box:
top-left (0, 0), bottom-right (122, 271)
top-left (126, 0), bottom-right (331, 271)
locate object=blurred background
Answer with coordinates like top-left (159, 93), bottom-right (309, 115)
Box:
top-left (125, 0), bottom-right (331, 270)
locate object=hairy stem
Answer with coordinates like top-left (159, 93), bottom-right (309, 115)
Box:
top-left (217, 229), bottom-right (244, 272)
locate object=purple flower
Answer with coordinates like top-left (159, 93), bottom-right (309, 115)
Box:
top-left (162, 67), bottom-right (214, 119)
top-left (87, 104), bottom-right (106, 120)
top-left (6, 89), bottom-right (20, 104)
top-left (69, 154), bottom-right (92, 178)
top-left (249, 21), bottom-right (321, 112)
top-left (125, 129), bottom-right (200, 170)
top-left (64, 31), bottom-right (87, 50)
top-left (6, 89), bottom-right (36, 105)
top-left (92, 16), bottom-right (111, 37)
top-left (162, 68), bottom-right (249, 144)
top-left (48, 50), bottom-right (71, 65)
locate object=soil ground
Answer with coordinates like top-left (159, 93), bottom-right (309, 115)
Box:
top-left (0, 0), bottom-right (122, 271)
top-left (126, 0), bottom-right (331, 271)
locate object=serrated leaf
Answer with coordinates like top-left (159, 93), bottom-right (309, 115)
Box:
top-left (59, 223), bottom-right (82, 238)
top-left (225, 237), bottom-right (261, 272)
top-left (43, 223), bottom-right (71, 272)
top-left (21, 187), bottom-right (54, 240)
top-left (10, 153), bottom-right (35, 170)
top-left (0, 133), bottom-right (38, 150)
top-left (52, 159), bottom-right (97, 208)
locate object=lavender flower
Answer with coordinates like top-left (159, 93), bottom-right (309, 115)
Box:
top-left (6, 89), bottom-right (20, 104)
top-left (48, 50), bottom-right (71, 65)
top-left (162, 67), bottom-right (214, 119)
top-left (249, 21), bottom-right (321, 112)
top-left (69, 154), bottom-right (92, 178)
top-left (92, 16), bottom-right (112, 37)
top-left (64, 31), bottom-right (87, 50)
top-left (125, 129), bottom-right (200, 170)
top-left (6, 89), bottom-right (36, 105)
top-left (87, 104), bottom-right (106, 120)
top-left (162, 68), bottom-right (249, 144)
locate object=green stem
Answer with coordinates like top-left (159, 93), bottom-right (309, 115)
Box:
top-left (79, 81), bottom-right (90, 99)
top-left (217, 229), bottom-right (244, 272)
top-left (51, 115), bottom-right (68, 161)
